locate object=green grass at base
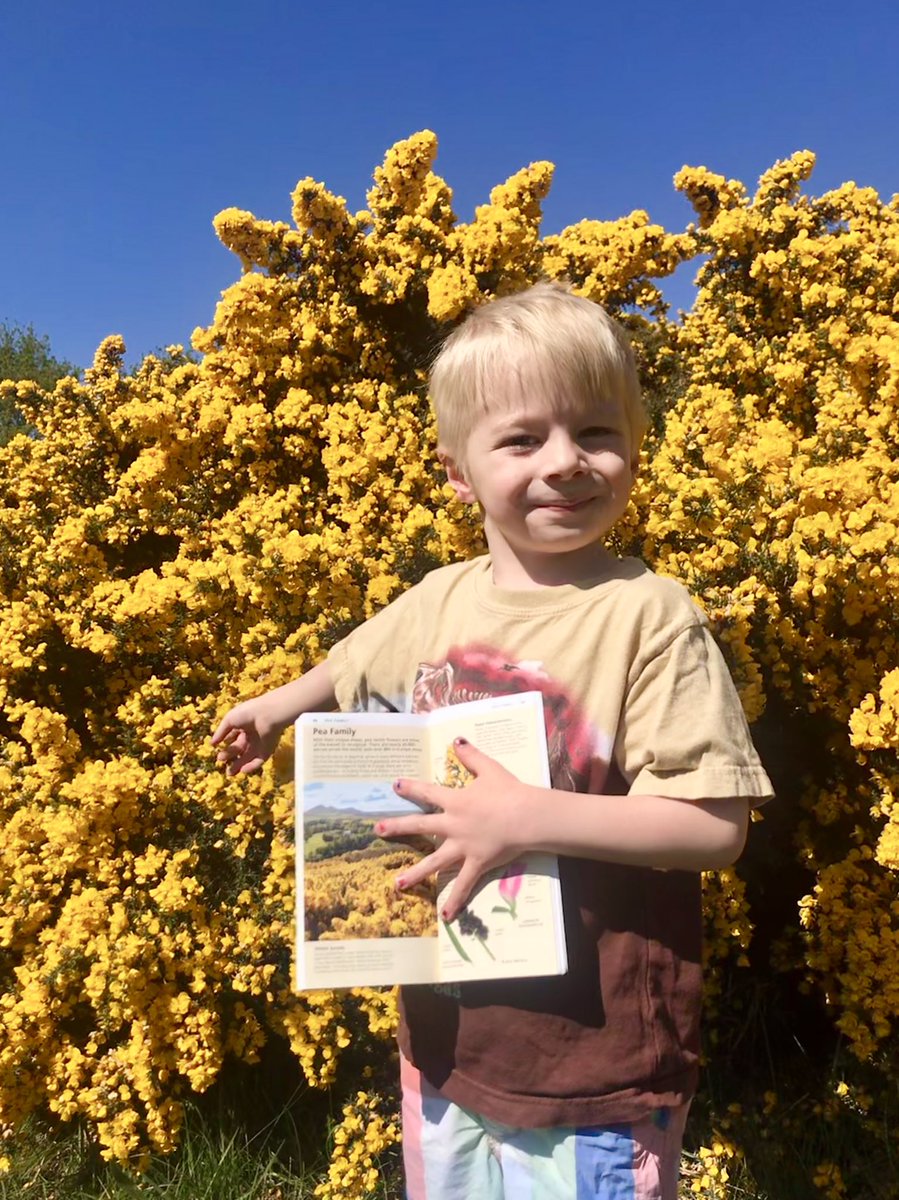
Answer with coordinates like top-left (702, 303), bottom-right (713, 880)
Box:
top-left (1, 1099), bottom-right (403, 1200)
top-left (3, 994), bottom-right (897, 1200)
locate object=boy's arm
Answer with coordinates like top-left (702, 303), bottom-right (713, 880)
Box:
top-left (211, 660), bottom-right (336, 775)
top-left (375, 738), bottom-right (749, 921)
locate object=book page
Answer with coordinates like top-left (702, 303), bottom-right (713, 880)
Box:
top-left (435, 853), bottom-right (565, 981)
top-left (423, 693), bottom-right (568, 982)
top-left (303, 716), bottom-right (428, 781)
top-left (423, 691), bottom-right (550, 788)
top-left (297, 714), bottom-right (439, 989)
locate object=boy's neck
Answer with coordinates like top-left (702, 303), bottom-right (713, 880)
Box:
top-left (485, 536), bottom-right (618, 590)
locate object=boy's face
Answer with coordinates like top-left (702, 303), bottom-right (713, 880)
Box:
top-left (442, 387), bottom-right (637, 584)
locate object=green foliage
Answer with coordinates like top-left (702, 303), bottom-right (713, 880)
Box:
top-left (0, 321), bottom-right (78, 444)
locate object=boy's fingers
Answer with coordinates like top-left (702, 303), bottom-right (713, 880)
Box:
top-left (376, 814), bottom-right (440, 842)
top-left (440, 863), bottom-right (481, 922)
top-left (225, 754), bottom-right (263, 776)
top-left (393, 778), bottom-right (442, 809)
top-left (210, 719), bottom-right (232, 745)
top-left (216, 731), bottom-right (246, 760)
top-left (235, 756), bottom-right (263, 775)
top-left (212, 718), bottom-right (247, 747)
top-left (394, 846), bottom-right (445, 892)
top-left (452, 738), bottom-right (500, 776)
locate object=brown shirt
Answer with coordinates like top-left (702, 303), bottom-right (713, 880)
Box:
top-left (329, 555), bottom-right (773, 1127)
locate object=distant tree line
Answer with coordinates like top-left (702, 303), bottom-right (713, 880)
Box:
top-left (0, 322), bottom-right (78, 444)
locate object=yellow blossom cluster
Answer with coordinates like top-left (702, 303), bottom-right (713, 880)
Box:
top-left (687, 1076), bottom-right (886, 1197)
top-left (687, 1132), bottom-right (743, 1197)
top-left (313, 1090), bottom-right (400, 1200)
top-left (1, 134), bottom-right (897, 1189)
top-left (619, 152), bottom-right (899, 1075)
top-left (700, 867), bottom-right (753, 1020)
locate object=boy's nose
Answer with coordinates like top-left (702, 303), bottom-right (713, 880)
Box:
top-left (542, 433), bottom-right (585, 477)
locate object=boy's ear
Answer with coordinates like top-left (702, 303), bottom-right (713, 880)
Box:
top-left (439, 450), bottom-right (478, 504)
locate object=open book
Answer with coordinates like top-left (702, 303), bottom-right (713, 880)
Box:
top-left (294, 691), bottom-right (568, 989)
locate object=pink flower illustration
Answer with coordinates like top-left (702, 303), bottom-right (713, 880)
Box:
top-left (494, 862), bottom-right (525, 919)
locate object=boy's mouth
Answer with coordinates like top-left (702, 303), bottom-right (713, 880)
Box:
top-left (535, 496), bottom-right (596, 511)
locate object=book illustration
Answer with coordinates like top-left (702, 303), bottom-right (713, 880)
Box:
top-left (439, 741), bottom-right (474, 788)
top-left (492, 862), bottom-right (525, 919)
top-left (302, 779), bottom-right (438, 942)
top-left (303, 741), bottom-right (475, 944)
top-left (442, 910), bottom-right (495, 962)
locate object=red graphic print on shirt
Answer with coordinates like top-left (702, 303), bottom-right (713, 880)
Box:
top-left (411, 643), bottom-right (606, 793)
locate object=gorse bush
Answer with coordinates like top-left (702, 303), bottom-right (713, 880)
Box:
top-left (0, 132), bottom-right (897, 1194)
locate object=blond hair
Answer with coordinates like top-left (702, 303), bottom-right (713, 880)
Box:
top-left (430, 282), bottom-right (646, 466)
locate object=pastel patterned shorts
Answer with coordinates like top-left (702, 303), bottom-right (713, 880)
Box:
top-left (400, 1055), bottom-right (689, 1200)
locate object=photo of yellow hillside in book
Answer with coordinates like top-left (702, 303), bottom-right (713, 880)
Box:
top-left (303, 743), bottom-right (475, 942)
top-left (302, 777), bottom-right (439, 941)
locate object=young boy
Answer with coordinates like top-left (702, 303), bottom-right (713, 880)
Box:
top-left (212, 283), bottom-right (773, 1199)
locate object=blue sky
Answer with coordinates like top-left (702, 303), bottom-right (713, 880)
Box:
top-left (3, 0), bottom-right (897, 371)
top-left (303, 780), bottom-right (415, 816)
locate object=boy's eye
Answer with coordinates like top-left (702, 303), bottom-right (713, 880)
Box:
top-left (581, 426), bottom-right (619, 442)
top-left (499, 434), bottom-right (538, 449)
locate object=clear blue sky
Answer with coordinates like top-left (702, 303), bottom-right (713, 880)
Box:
top-left (3, 0), bottom-right (897, 371)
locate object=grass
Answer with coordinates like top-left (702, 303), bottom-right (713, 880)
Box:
top-left (3, 990), bottom-right (897, 1200)
top-left (5, 1070), bottom-right (891, 1200)
top-left (1, 1098), bottom-right (404, 1200)
top-left (682, 1078), bottom-right (897, 1200)
top-left (2, 1114), bottom-right (316, 1199)
top-left (2, 1092), bottom-right (893, 1200)
top-left (1, 1046), bottom-right (404, 1200)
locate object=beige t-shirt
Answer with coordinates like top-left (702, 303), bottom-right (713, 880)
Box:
top-left (328, 554), bottom-right (773, 1126)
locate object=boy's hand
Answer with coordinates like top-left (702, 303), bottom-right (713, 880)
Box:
top-left (374, 738), bottom-right (534, 922)
top-left (211, 699), bottom-right (285, 775)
